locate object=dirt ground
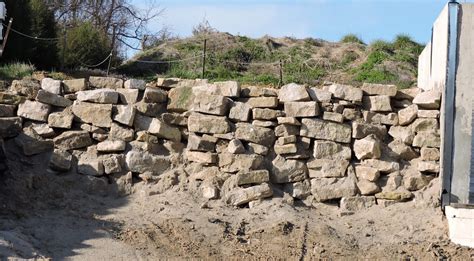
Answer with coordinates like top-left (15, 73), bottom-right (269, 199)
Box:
top-left (0, 141), bottom-right (473, 260)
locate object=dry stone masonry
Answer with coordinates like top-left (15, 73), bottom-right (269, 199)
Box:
top-left (0, 77), bottom-right (442, 210)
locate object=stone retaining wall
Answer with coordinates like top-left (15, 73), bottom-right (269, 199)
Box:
top-left (0, 76), bottom-right (442, 209)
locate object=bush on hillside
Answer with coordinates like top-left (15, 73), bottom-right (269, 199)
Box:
top-left (340, 34), bottom-right (365, 45)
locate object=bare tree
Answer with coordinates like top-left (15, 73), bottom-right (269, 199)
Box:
top-left (192, 17), bottom-right (217, 36)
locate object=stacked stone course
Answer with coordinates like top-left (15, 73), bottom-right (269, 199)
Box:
top-left (0, 76), bottom-right (442, 209)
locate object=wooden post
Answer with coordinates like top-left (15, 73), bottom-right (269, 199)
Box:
top-left (279, 59), bottom-right (283, 87)
top-left (202, 38), bottom-right (207, 79)
top-left (0, 18), bottom-right (13, 57)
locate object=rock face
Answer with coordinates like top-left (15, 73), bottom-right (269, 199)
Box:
top-left (1, 76), bottom-right (442, 209)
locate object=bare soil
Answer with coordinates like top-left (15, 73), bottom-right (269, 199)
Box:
top-left (0, 141), bottom-right (473, 260)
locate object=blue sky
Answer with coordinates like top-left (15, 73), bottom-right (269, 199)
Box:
top-left (130, 0), bottom-right (455, 55)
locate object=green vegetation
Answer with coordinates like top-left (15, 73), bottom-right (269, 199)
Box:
top-left (0, 62), bottom-right (35, 80)
top-left (340, 34), bottom-right (365, 45)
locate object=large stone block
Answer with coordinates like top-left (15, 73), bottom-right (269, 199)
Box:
top-left (124, 79), bottom-right (146, 90)
top-left (76, 89), bottom-right (118, 104)
top-left (134, 102), bottom-right (165, 117)
top-left (143, 87), bottom-right (167, 103)
top-left (364, 95), bottom-right (392, 112)
top-left (271, 155), bottom-right (307, 183)
top-left (89, 76), bottom-right (124, 89)
top-left (109, 123), bottom-right (134, 142)
top-left (307, 158), bottom-right (349, 178)
top-left (311, 175), bottom-right (357, 202)
top-left (412, 132), bottom-right (440, 148)
top-left (313, 140), bottom-right (351, 160)
top-left (0, 92), bottom-right (25, 105)
top-left (252, 108), bottom-right (284, 120)
top-left (116, 89), bottom-right (139, 104)
top-left (300, 118), bottom-right (351, 143)
top-left (352, 122), bottom-right (387, 140)
top-left (284, 101), bottom-right (319, 117)
top-left (225, 183), bottom-right (273, 206)
top-left (192, 93), bottom-right (229, 115)
top-left (236, 170), bottom-right (270, 185)
top-left (355, 166), bottom-right (380, 182)
top-left (340, 196), bottom-right (376, 211)
top-left (388, 140), bottom-right (418, 160)
top-left (125, 150), bottom-right (170, 174)
top-left (113, 105), bottom-right (136, 127)
top-left (354, 135), bottom-right (381, 160)
top-left (357, 180), bottom-right (381, 195)
top-left (308, 88), bottom-right (332, 103)
top-left (72, 101), bottom-right (113, 128)
top-left (63, 78), bottom-right (87, 93)
top-left (242, 97), bottom-right (279, 108)
top-left (361, 83), bottom-right (397, 96)
top-left (194, 81), bottom-right (241, 97)
top-left (41, 78), bottom-right (62, 94)
top-left (278, 83), bottom-right (310, 102)
top-left (187, 134), bottom-right (216, 152)
top-left (325, 84), bottom-right (363, 102)
top-left (229, 102), bottom-right (251, 122)
top-left (167, 86), bottom-right (195, 112)
top-left (235, 123), bottom-right (275, 147)
top-left (0, 104), bottom-right (16, 117)
top-left (53, 131), bottom-right (92, 150)
top-left (363, 111), bottom-right (398, 125)
top-left (48, 110), bottom-right (74, 129)
top-left (411, 118), bottom-right (438, 133)
top-left (413, 90), bottom-right (441, 109)
top-left (78, 153), bottom-right (104, 176)
top-left (36, 89), bottom-right (72, 107)
top-left (388, 125), bottom-right (415, 145)
top-left (361, 159), bottom-right (400, 173)
top-left (97, 140), bottom-right (126, 152)
top-left (133, 114), bottom-right (181, 141)
top-left (17, 100), bottom-right (51, 122)
top-left (398, 104), bottom-right (418, 125)
top-left (219, 153), bottom-right (264, 173)
top-left (49, 149), bottom-right (72, 172)
top-left (0, 117), bottom-right (22, 138)
top-left (10, 79), bottom-right (40, 99)
top-left (188, 113), bottom-right (230, 134)
top-left (14, 127), bottom-right (53, 156)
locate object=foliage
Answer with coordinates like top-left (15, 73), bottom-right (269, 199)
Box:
top-left (58, 22), bottom-right (111, 69)
top-left (340, 34), bottom-right (365, 45)
top-left (0, 62), bottom-right (35, 80)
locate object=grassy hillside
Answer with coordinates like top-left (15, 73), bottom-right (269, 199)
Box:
top-left (121, 32), bottom-right (424, 88)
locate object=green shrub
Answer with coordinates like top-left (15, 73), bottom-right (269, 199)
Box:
top-left (369, 40), bottom-right (394, 53)
top-left (340, 34), bottom-right (365, 45)
top-left (0, 62), bottom-right (35, 79)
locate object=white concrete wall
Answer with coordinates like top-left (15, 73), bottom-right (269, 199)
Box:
top-left (417, 42), bottom-right (431, 90)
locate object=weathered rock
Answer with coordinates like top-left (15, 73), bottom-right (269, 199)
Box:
top-left (355, 166), bottom-right (380, 182)
top-left (379, 171), bottom-right (403, 192)
top-left (398, 104), bottom-right (418, 125)
top-left (0, 92), bottom-right (25, 105)
top-left (361, 83), bottom-right (397, 96)
top-left (0, 117), bottom-right (22, 138)
top-left (420, 147), bottom-right (440, 161)
top-left (48, 110), bottom-right (74, 129)
top-left (375, 189), bottom-right (413, 201)
top-left (277, 117), bottom-right (300, 126)
top-left (274, 143), bottom-right (297, 155)
top-left (102, 154), bottom-right (123, 174)
top-left (364, 95), bottom-right (392, 112)
top-left (388, 125), bottom-right (415, 145)
top-left (188, 113), bottom-right (230, 134)
top-left (236, 170), bottom-right (270, 185)
top-left (362, 159), bottom-right (400, 173)
top-left (271, 156), bottom-right (307, 183)
top-left (417, 161), bottom-right (440, 173)
top-left (14, 127), bottom-right (54, 156)
top-left (93, 133), bottom-right (108, 142)
top-left (30, 123), bottom-right (55, 138)
top-left (41, 78), bottom-right (62, 94)
top-left (78, 153), bottom-right (104, 176)
top-left (363, 111), bottom-right (398, 125)
top-left (241, 86), bottom-right (277, 97)
top-left (225, 183), bottom-right (273, 206)
top-left (90, 76), bottom-right (123, 89)
top-left (403, 171), bottom-right (430, 191)
top-left (284, 101), bottom-right (319, 117)
top-left (0, 104), bottom-right (15, 117)
top-left (134, 102), bottom-right (165, 117)
top-left (342, 108), bottom-right (361, 121)
top-left (388, 140), bottom-right (418, 160)
top-left (192, 93), bottom-right (229, 115)
top-left (76, 89), bottom-right (118, 104)
top-left (186, 151), bottom-right (217, 164)
top-left (308, 88), bottom-right (332, 103)
top-left (35, 90), bottom-right (72, 107)
top-left (301, 118), bottom-right (351, 143)
top-left (49, 149), bottom-right (72, 171)
top-left (219, 153), bottom-right (264, 173)
top-left (357, 180), bottom-right (381, 195)
top-left (228, 102), bottom-right (251, 122)
top-left (113, 105), bottom-right (136, 127)
top-left (418, 110), bottom-right (439, 118)
top-left (247, 143), bottom-right (269, 156)
top-left (283, 180), bottom-right (311, 199)
top-left (277, 135), bottom-right (297, 145)
top-left (161, 113), bottom-right (188, 126)
top-left (311, 175), bottom-right (357, 201)
top-left (307, 159), bottom-right (349, 178)
top-left (97, 140), bottom-right (126, 152)
top-left (395, 88), bottom-right (421, 100)
top-left (133, 115), bottom-right (181, 142)
top-left (17, 100), bottom-right (51, 122)
top-left (143, 87), bottom-right (167, 103)
top-left (352, 122), bottom-right (387, 140)
top-left (323, 111), bottom-right (344, 123)
top-left (411, 118), bottom-right (438, 133)
top-left (412, 131), bottom-right (440, 148)
top-left (187, 134), bottom-right (216, 152)
top-left (53, 131), bottom-right (92, 150)
top-left (228, 139), bottom-right (245, 154)
top-left (275, 124), bottom-right (299, 137)
top-left (278, 83), bottom-right (310, 102)
top-left (354, 135), bottom-right (381, 160)
top-left (235, 123), bottom-right (275, 147)
top-left (252, 108), bottom-right (284, 120)
top-left (63, 78), bottom-right (87, 93)
top-left (10, 79), bottom-right (40, 99)
top-left (194, 81), bottom-right (240, 97)
top-left (340, 196), bottom-right (376, 211)
top-left (313, 140), bottom-right (351, 160)
top-left (167, 86), bottom-right (194, 112)
top-left (72, 101), bottom-right (113, 128)
top-left (326, 84), bottom-right (363, 102)
top-left (116, 89), bottom-right (139, 104)
top-left (109, 123), bottom-right (134, 142)
top-left (125, 150), bottom-right (170, 174)
top-left (413, 90), bottom-right (441, 109)
top-left (243, 97), bottom-right (279, 108)
top-left (252, 120), bottom-right (277, 127)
